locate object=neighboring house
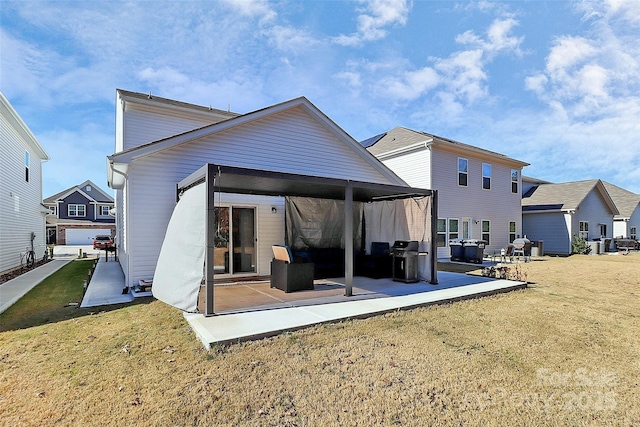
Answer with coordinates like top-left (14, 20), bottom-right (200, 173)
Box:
top-left (521, 179), bottom-right (618, 255)
top-left (365, 127), bottom-right (529, 258)
top-left (0, 92), bottom-right (49, 273)
top-left (602, 181), bottom-right (640, 240)
top-left (107, 90), bottom-right (408, 288)
top-left (43, 180), bottom-right (115, 245)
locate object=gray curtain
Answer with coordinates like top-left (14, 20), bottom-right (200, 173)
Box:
top-left (285, 196), bottom-right (363, 250)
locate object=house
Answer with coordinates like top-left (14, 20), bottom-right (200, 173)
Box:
top-left (43, 180), bottom-right (115, 245)
top-left (107, 90), bottom-right (436, 299)
top-left (602, 181), bottom-right (640, 240)
top-left (365, 127), bottom-right (529, 258)
top-left (521, 179), bottom-right (618, 255)
top-left (0, 92), bottom-right (49, 273)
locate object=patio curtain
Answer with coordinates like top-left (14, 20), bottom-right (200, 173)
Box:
top-left (363, 197), bottom-right (432, 282)
top-left (152, 183), bottom-right (205, 312)
top-left (285, 196), bottom-right (363, 250)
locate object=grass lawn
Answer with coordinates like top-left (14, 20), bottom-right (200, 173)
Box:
top-left (0, 254), bottom-right (638, 426)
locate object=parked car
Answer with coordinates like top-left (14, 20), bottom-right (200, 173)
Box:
top-left (93, 235), bottom-right (113, 249)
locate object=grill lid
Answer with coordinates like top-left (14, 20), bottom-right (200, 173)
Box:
top-left (392, 240), bottom-right (419, 251)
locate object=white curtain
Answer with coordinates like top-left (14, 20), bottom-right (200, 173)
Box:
top-left (363, 197), bottom-right (432, 282)
top-left (152, 183), bottom-right (205, 312)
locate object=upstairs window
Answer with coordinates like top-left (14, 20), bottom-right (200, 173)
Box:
top-left (25, 151), bottom-right (30, 182)
top-left (68, 204), bottom-right (86, 217)
top-left (511, 169), bottom-right (519, 194)
top-left (579, 221), bottom-right (589, 239)
top-left (458, 158), bottom-right (468, 187)
top-left (482, 163), bottom-right (491, 190)
top-left (100, 205), bottom-right (110, 216)
top-left (48, 206), bottom-right (57, 216)
top-left (509, 221), bottom-right (516, 243)
top-left (482, 220), bottom-right (491, 245)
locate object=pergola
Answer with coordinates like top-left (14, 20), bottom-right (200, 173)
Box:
top-left (177, 163), bottom-right (438, 316)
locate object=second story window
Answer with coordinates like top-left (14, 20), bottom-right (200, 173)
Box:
top-left (48, 206), bottom-right (57, 216)
top-left (100, 205), bottom-right (110, 216)
top-left (25, 151), bottom-right (30, 182)
top-left (482, 163), bottom-right (491, 190)
top-left (458, 158), bottom-right (468, 187)
top-left (68, 204), bottom-right (86, 217)
top-left (511, 169), bottom-right (519, 194)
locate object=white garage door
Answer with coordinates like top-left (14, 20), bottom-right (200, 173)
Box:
top-left (65, 229), bottom-right (112, 245)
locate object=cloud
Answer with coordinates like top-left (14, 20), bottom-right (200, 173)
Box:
top-left (333, 0), bottom-right (411, 46)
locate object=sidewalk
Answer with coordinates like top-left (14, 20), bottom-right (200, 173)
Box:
top-left (0, 259), bottom-right (72, 314)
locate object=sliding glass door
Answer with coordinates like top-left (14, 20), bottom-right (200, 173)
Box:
top-left (213, 206), bottom-right (256, 276)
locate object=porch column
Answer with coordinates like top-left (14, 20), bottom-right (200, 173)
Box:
top-left (204, 164), bottom-right (216, 316)
top-left (344, 182), bottom-right (353, 296)
top-left (430, 190), bottom-right (439, 284)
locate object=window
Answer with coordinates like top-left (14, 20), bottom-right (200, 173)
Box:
top-left (438, 218), bottom-right (460, 247)
top-left (458, 158), bottom-right (468, 187)
top-left (25, 151), bottom-right (30, 182)
top-left (449, 219), bottom-right (459, 240)
top-left (509, 221), bottom-right (516, 243)
top-left (511, 169), bottom-right (519, 194)
top-left (68, 204), bottom-right (86, 217)
top-left (631, 227), bottom-right (637, 240)
top-left (599, 224), bottom-right (607, 237)
top-left (482, 220), bottom-right (490, 244)
top-left (48, 206), bottom-right (57, 216)
top-left (579, 221), bottom-right (589, 239)
top-left (86, 185), bottom-right (92, 191)
top-left (100, 205), bottom-right (110, 216)
top-left (437, 219), bottom-right (447, 247)
top-left (482, 163), bottom-right (491, 190)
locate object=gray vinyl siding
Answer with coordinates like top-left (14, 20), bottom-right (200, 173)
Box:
top-left (0, 115), bottom-right (46, 272)
top-left (381, 150), bottom-right (432, 189)
top-left (573, 190), bottom-right (614, 240)
top-left (121, 105), bottom-right (395, 286)
top-left (430, 149), bottom-right (523, 255)
top-left (523, 212), bottom-right (571, 255)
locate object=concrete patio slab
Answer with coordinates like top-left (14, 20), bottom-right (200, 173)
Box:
top-left (185, 272), bottom-right (526, 349)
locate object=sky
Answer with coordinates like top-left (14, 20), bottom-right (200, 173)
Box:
top-left (2, 0), bottom-right (639, 197)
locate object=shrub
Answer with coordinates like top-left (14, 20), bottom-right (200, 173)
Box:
top-left (571, 234), bottom-right (591, 255)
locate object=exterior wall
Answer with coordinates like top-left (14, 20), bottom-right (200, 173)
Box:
top-left (381, 149), bottom-right (432, 189)
top-left (523, 211), bottom-right (571, 255)
top-left (58, 192), bottom-right (95, 221)
top-left (430, 148), bottom-right (523, 257)
top-left (0, 113), bottom-right (47, 272)
top-left (122, 103), bottom-right (221, 151)
top-left (119, 104), bottom-right (396, 286)
top-left (573, 190), bottom-right (614, 241)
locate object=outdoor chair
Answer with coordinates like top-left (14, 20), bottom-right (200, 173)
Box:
top-left (270, 245), bottom-right (314, 293)
top-left (358, 242), bottom-right (392, 278)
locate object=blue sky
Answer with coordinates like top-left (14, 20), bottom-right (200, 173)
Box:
top-left (2, 0), bottom-right (639, 197)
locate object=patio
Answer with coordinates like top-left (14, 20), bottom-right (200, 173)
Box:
top-left (186, 271), bottom-right (527, 348)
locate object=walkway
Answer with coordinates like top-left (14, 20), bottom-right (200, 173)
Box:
top-left (0, 259), bottom-right (71, 314)
top-left (80, 257), bottom-right (132, 308)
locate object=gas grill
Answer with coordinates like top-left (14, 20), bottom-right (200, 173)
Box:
top-left (391, 240), bottom-right (420, 283)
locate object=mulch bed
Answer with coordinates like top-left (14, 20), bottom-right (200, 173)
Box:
top-left (0, 259), bottom-right (53, 285)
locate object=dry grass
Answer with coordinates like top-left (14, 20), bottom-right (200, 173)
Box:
top-left (1, 254), bottom-right (639, 426)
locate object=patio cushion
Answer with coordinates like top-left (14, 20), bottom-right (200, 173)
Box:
top-left (272, 245), bottom-right (294, 263)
